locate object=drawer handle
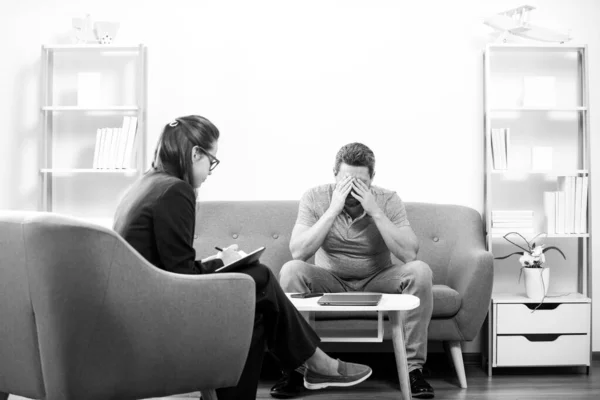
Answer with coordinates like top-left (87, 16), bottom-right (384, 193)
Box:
top-left (523, 303), bottom-right (559, 311)
top-left (523, 334), bottom-right (560, 342)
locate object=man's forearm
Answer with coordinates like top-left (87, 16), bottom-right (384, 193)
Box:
top-left (290, 210), bottom-right (338, 260)
top-left (371, 213), bottom-right (418, 263)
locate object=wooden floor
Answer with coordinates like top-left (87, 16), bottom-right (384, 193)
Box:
top-left (7, 354), bottom-right (600, 400)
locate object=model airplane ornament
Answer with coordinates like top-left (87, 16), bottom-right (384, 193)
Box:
top-left (484, 5), bottom-right (572, 43)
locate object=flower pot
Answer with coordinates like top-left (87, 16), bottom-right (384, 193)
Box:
top-left (523, 267), bottom-right (549, 300)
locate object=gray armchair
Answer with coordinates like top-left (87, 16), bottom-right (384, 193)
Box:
top-left (0, 211), bottom-right (255, 400)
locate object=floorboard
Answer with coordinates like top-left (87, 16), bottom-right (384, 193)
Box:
top-left (6, 353), bottom-right (600, 399)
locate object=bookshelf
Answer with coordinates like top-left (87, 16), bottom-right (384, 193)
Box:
top-left (40, 44), bottom-right (147, 229)
top-left (483, 44), bottom-right (592, 374)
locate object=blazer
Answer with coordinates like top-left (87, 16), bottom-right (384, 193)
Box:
top-left (114, 169), bottom-right (223, 274)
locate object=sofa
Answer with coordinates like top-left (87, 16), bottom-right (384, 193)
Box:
top-left (194, 200), bottom-right (494, 388)
top-left (0, 211), bottom-right (256, 400)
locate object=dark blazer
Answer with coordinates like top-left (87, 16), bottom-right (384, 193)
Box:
top-left (114, 169), bottom-right (223, 274)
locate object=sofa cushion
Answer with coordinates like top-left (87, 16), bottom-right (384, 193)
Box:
top-left (314, 284), bottom-right (461, 320)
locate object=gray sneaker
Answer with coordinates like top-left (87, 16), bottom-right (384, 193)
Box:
top-left (304, 359), bottom-right (372, 390)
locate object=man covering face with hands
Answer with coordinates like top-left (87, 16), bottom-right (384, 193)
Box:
top-left (271, 143), bottom-right (435, 399)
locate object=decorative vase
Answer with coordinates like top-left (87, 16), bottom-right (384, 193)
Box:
top-left (523, 267), bottom-right (549, 300)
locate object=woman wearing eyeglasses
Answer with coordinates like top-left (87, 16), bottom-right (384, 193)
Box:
top-left (113, 115), bottom-right (371, 400)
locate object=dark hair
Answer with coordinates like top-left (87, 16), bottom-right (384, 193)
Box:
top-left (333, 142), bottom-right (375, 178)
top-left (151, 115), bottom-right (220, 186)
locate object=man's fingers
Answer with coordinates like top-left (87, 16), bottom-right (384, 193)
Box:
top-left (355, 179), bottom-right (369, 190)
top-left (337, 179), bottom-right (353, 193)
top-left (352, 181), bottom-right (366, 195)
top-left (342, 183), bottom-right (353, 195)
top-left (350, 191), bottom-right (363, 201)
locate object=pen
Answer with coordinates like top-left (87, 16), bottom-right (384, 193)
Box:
top-left (215, 246), bottom-right (224, 252)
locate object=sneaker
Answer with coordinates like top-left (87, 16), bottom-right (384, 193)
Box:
top-left (409, 369), bottom-right (435, 399)
top-left (304, 359), bottom-right (372, 390)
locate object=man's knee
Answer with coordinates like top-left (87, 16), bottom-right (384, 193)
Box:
top-left (403, 260), bottom-right (433, 286)
top-left (279, 260), bottom-right (313, 290)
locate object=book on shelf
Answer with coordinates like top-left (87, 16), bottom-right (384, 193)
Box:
top-left (492, 210), bottom-right (533, 217)
top-left (92, 117), bottom-right (138, 169)
top-left (557, 176), bottom-right (575, 233)
top-left (580, 176), bottom-right (589, 234)
top-left (490, 128), bottom-right (509, 170)
top-left (92, 129), bottom-right (103, 169)
top-left (491, 210), bottom-right (534, 234)
top-left (555, 175), bottom-right (589, 234)
top-left (492, 221), bottom-right (534, 228)
top-left (115, 117), bottom-right (131, 169)
top-left (122, 116), bottom-right (138, 169)
top-left (574, 177), bottom-right (583, 234)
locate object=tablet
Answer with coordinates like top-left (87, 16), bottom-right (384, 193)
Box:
top-left (214, 247), bottom-right (266, 273)
top-left (317, 293), bottom-right (382, 306)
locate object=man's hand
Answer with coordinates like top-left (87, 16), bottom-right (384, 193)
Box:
top-left (350, 179), bottom-right (382, 217)
top-left (328, 175), bottom-right (354, 215)
top-left (217, 244), bottom-right (244, 266)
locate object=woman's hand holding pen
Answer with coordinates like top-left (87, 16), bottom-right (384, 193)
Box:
top-left (215, 244), bottom-right (244, 266)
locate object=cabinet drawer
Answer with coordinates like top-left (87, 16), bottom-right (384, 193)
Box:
top-left (496, 303), bottom-right (590, 334)
top-left (497, 334), bottom-right (590, 366)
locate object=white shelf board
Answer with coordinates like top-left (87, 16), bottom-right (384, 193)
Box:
top-left (490, 233), bottom-right (589, 238)
top-left (491, 169), bottom-right (589, 176)
top-left (43, 44), bottom-right (143, 52)
top-left (40, 168), bottom-right (138, 174)
top-left (42, 106), bottom-right (139, 112)
top-left (486, 43), bottom-right (586, 52)
top-left (492, 292), bottom-right (591, 303)
top-left (490, 107), bottom-right (587, 112)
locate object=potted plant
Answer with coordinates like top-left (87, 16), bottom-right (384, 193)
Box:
top-left (495, 232), bottom-right (566, 301)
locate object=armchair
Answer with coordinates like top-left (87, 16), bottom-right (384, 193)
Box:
top-left (0, 211), bottom-right (255, 400)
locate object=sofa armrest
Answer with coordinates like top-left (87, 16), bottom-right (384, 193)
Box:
top-left (446, 247), bottom-right (494, 340)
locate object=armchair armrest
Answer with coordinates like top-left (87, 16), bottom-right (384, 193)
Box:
top-left (446, 246), bottom-right (494, 340)
top-left (31, 231), bottom-right (256, 399)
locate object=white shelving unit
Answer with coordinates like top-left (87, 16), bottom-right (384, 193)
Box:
top-left (40, 44), bottom-right (147, 228)
top-left (482, 44), bottom-right (592, 374)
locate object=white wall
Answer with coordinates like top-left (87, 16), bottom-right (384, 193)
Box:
top-left (1, 0), bottom-right (599, 351)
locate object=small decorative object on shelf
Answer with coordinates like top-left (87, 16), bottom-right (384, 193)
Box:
top-left (71, 14), bottom-right (95, 44)
top-left (495, 232), bottom-right (566, 302)
top-left (70, 14), bottom-right (120, 44)
top-left (483, 5), bottom-right (572, 43)
top-left (94, 21), bottom-right (120, 44)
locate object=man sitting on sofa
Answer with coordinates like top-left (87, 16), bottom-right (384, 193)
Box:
top-left (273, 142), bottom-right (435, 399)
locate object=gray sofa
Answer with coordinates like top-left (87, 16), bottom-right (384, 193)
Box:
top-left (194, 201), bottom-right (494, 388)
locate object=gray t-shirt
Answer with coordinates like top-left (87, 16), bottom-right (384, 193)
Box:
top-left (296, 183), bottom-right (410, 280)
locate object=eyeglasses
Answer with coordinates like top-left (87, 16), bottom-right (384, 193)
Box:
top-left (197, 146), bottom-right (220, 171)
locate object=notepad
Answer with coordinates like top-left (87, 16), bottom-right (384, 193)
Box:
top-left (214, 247), bottom-right (266, 273)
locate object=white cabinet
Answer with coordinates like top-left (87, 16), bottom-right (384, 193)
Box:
top-left (483, 44), bottom-right (592, 373)
top-left (490, 294), bottom-right (591, 370)
top-left (40, 44), bottom-right (147, 228)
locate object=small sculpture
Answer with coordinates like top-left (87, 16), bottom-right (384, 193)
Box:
top-left (484, 5), bottom-right (571, 43)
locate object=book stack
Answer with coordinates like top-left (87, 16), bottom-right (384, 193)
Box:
top-left (543, 175), bottom-right (589, 234)
top-left (92, 116), bottom-right (138, 169)
top-left (490, 128), bottom-right (509, 170)
top-left (491, 210), bottom-right (534, 236)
